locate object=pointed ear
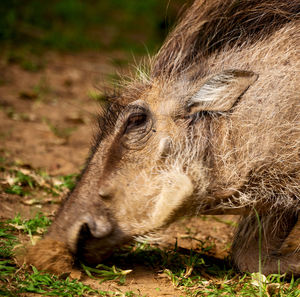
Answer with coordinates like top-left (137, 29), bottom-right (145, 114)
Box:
top-left (186, 70), bottom-right (258, 114)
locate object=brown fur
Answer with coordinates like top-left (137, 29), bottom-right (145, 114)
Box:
top-left (280, 217), bottom-right (300, 254)
top-left (27, 0), bottom-right (300, 276)
top-left (153, 0), bottom-right (300, 77)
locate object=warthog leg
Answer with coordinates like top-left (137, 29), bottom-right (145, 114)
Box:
top-left (232, 211), bottom-right (300, 276)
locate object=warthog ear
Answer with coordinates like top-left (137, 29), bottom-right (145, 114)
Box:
top-left (186, 70), bottom-right (258, 114)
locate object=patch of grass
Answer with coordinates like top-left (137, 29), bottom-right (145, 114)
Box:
top-left (15, 266), bottom-right (105, 296)
top-left (163, 263), bottom-right (300, 296)
top-left (105, 241), bottom-right (300, 296)
top-left (1, 264), bottom-right (139, 296)
top-left (4, 169), bottom-right (35, 196)
top-left (0, 260), bottom-right (16, 280)
top-left (81, 263), bottom-right (132, 285)
top-left (8, 212), bottom-right (51, 237)
top-left (0, 221), bottom-right (18, 292)
top-left (184, 273), bottom-right (300, 297)
top-left (1, 163), bottom-right (78, 198)
top-left (5, 212), bottom-right (50, 245)
top-left (4, 265), bottom-right (137, 296)
top-left (0, 222), bottom-right (18, 259)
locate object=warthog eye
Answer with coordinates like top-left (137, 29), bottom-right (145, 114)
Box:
top-left (125, 113), bottom-right (147, 133)
top-left (121, 105), bottom-right (153, 148)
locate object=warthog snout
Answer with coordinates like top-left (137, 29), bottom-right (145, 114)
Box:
top-left (61, 210), bottom-right (129, 265)
top-left (74, 219), bottom-right (127, 265)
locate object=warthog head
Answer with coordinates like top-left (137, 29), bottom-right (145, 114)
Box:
top-left (28, 0), bottom-right (300, 274)
top-left (47, 69), bottom-right (260, 264)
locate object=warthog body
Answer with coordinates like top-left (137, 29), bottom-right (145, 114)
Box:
top-left (28, 0), bottom-right (300, 275)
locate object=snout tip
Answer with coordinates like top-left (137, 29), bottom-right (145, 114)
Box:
top-left (67, 214), bottom-right (113, 253)
top-left (86, 216), bottom-right (113, 239)
top-left (66, 213), bottom-right (129, 265)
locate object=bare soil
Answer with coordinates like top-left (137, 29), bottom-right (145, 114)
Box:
top-left (0, 51), bottom-right (238, 296)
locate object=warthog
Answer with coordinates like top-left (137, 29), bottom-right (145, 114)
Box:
top-left (27, 0), bottom-right (300, 276)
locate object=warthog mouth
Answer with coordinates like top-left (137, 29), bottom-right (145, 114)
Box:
top-left (75, 222), bottom-right (131, 265)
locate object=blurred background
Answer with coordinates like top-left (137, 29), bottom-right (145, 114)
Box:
top-left (0, 0), bottom-right (190, 57)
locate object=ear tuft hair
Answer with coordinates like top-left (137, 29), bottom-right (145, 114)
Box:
top-left (187, 69), bottom-right (258, 114)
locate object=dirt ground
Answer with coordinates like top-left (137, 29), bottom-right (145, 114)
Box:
top-left (0, 52), bottom-right (238, 296)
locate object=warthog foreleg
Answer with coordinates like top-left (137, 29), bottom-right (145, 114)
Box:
top-left (232, 211), bottom-right (300, 276)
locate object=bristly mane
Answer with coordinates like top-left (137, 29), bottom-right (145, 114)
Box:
top-left (152, 0), bottom-right (300, 77)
